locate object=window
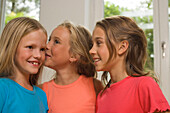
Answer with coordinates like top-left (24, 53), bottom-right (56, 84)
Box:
top-left (104, 0), bottom-right (154, 71)
top-left (5, 0), bottom-right (40, 24)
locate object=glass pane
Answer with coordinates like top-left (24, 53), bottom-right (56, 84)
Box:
top-left (5, 0), bottom-right (40, 24)
top-left (104, 0), bottom-right (154, 71)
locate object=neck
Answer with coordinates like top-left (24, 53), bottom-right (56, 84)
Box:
top-left (54, 67), bottom-right (80, 85)
top-left (109, 58), bottom-right (128, 83)
top-left (12, 70), bottom-right (33, 91)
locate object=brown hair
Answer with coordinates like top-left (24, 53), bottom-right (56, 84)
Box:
top-left (95, 16), bottom-right (157, 87)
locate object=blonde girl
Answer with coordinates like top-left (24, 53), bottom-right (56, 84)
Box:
top-left (0, 17), bottom-right (48, 113)
top-left (42, 21), bottom-right (103, 113)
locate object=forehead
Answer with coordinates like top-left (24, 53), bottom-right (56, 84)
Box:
top-left (92, 27), bottom-right (106, 39)
top-left (51, 26), bottom-right (70, 39)
top-left (19, 29), bottom-right (47, 45)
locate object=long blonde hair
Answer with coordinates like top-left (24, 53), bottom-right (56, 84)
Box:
top-left (58, 21), bottom-right (96, 77)
top-left (0, 17), bottom-right (47, 85)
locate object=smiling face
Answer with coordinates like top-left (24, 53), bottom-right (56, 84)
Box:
top-left (90, 26), bottom-right (122, 72)
top-left (89, 27), bottom-right (110, 71)
top-left (14, 29), bottom-right (47, 76)
top-left (45, 26), bottom-right (71, 70)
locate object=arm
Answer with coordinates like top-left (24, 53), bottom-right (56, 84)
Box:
top-left (93, 78), bottom-right (104, 97)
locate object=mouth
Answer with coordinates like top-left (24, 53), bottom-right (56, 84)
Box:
top-left (45, 53), bottom-right (51, 57)
top-left (28, 61), bottom-right (40, 66)
top-left (93, 58), bottom-right (101, 64)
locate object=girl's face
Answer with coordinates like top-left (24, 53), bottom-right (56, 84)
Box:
top-left (15, 29), bottom-right (47, 76)
top-left (90, 27), bottom-right (119, 72)
top-left (89, 27), bottom-right (110, 71)
top-left (45, 26), bottom-right (71, 70)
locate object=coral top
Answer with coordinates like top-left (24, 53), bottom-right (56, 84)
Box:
top-left (43, 75), bottom-right (96, 113)
top-left (96, 76), bottom-right (170, 113)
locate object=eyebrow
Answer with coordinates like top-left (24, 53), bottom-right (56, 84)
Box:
top-left (50, 36), bottom-right (62, 41)
top-left (94, 37), bottom-right (104, 41)
top-left (95, 37), bottom-right (103, 40)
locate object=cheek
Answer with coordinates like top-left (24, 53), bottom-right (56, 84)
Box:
top-left (99, 47), bottom-right (110, 59)
top-left (41, 52), bottom-right (46, 62)
top-left (51, 46), bottom-right (59, 57)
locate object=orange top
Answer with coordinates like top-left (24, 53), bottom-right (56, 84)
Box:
top-left (43, 75), bottom-right (96, 113)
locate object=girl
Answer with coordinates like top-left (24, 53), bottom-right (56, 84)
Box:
top-left (89, 16), bottom-right (170, 113)
top-left (42, 21), bottom-right (103, 113)
top-left (0, 17), bottom-right (48, 113)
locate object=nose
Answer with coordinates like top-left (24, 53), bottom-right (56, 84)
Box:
top-left (46, 41), bottom-right (52, 51)
top-left (89, 45), bottom-right (96, 55)
top-left (33, 49), bottom-right (41, 59)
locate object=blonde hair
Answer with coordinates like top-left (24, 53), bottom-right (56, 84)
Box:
top-left (58, 21), bottom-right (96, 77)
top-left (0, 17), bottom-right (47, 85)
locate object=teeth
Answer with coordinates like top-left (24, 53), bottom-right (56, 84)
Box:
top-left (32, 62), bottom-right (38, 65)
top-left (94, 59), bottom-right (100, 62)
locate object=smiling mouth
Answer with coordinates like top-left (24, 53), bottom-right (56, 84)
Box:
top-left (45, 53), bottom-right (51, 57)
top-left (28, 61), bottom-right (40, 66)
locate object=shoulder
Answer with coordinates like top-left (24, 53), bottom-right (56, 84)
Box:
top-left (0, 78), bottom-right (13, 88)
top-left (40, 79), bottom-right (54, 92)
top-left (137, 76), bottom-right (158, 87)
top-left (128, 76), bottom-right (157, 86)
top-left (34, 85), bottom-right (47, 97)
top-left (135, 76), bottom-right (162, 96)
top-left (93, 78), bottom-right (104, 97)
top-left (0, 78), bottom-right (11, 104)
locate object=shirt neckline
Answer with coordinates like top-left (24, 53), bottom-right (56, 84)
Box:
top-left (52, 75), bottom-right (83, 88)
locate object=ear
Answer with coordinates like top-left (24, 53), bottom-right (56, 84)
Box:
top-left (118, 40), bottom-right (129, 55)
top-left (69, 55), bottom-right (78, 63)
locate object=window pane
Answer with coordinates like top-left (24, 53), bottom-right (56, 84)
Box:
top-left (104, 0), bottom-right (154, 71)
top-left (5, 0), bottom-right (40, 24)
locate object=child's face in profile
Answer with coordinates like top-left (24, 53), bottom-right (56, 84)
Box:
top-left (14, 29), bottom-right (47, 75)
top-left (90, 26), bottom-right (121, 72)
top-left (89, 26), bottom-right (110, 71)
top-left (45, 26), bottom-right (71, 70)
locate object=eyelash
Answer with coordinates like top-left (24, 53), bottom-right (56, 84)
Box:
top-left (96, 40), bottom-right (102, 46)
top-left (27, 46), bottom-right (33, 49)
top-left (40, 48), bottom-right (46, 51)
top-left (55, 40), bottom-right (60, 44)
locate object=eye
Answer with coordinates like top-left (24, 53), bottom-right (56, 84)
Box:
top-left (40, 48), bottom-right (46, 51)
top-left (27, 46), bottom-right (33, 49)
top-left (96, 40), bottom-right (102, 46)
top-left (55, 39), bottom-right (60, 44)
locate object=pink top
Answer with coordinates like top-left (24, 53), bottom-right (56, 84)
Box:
top-left (96, 76), bottom-right (170, 113)
top-left (43, 75), bottom-right (96, 113)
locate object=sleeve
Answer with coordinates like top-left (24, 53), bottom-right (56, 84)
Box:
top-left (0, 79), bottom-right (9, 112)
top-left (138, 77), bottom-right (170, 112)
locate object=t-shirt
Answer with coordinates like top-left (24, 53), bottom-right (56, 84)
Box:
top-left (0, 78), bottom-right (48, 113)
top-left (96, 76), bottom-right (170, 113)
top-left (43, 75), bottom-right (96, 113)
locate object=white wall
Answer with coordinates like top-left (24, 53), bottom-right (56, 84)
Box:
top-left (39, 0), bottom-right (104, 83)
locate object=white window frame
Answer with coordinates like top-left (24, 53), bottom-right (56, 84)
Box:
top-left (0, 0), bottom-right (6, 34)
top-left (153, 0), bottom-right (170, 102)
